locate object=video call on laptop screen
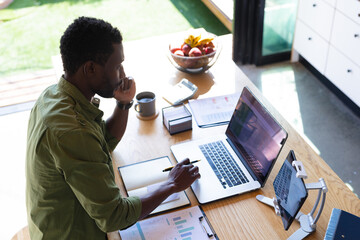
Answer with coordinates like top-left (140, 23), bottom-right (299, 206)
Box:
top-left (226, 87), bottom-right (287, 185)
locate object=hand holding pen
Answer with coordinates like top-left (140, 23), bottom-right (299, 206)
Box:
top-left (163, 159), bottom-right (201, 172)
top-left (165, 158), bottom-right (201, 192)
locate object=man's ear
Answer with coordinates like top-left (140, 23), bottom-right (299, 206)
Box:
top-left (83, 61), bottom-right (96, 76)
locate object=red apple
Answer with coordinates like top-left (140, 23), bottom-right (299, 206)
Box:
top-left (205, 41), bottom-right (215, 48)
top-left (181, 43), bottom-right (192, 56)
top-left (170, 47), bottom-right (181, 53)
top-left (197, 44), bottom-right (206, 54)
top-left (205, 47), bottom-right (214, 55)
top-left (174, 50), bottom-right (184, 56)
top-left (189, 47), bottom-right (202, 57)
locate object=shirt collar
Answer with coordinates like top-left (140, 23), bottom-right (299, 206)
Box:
top-left (58, 76), bottom-right (104, 122)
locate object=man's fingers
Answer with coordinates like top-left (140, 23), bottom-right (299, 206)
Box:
top-left (190, 165), bottom-right (199, 173)
top-left (189, 166), bottom-right (200, 177)
top-left (178, 158), bottom-right (190, 166)
top-left (124, 76), bottom-right (133, 91)
top-left (119, 76), bottom-right (134, 92)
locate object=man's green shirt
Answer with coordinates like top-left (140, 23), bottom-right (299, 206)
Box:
top-left (26, 77), bottom-right (142, 239)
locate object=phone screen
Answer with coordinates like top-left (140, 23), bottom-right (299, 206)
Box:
top-left (162, 79), bottom-right (197, 105)
top-left (273, 150), bottom-right (308, 230)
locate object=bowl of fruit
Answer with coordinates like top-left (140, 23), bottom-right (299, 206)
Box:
top-left (168, 33), bottom-right (221, 74)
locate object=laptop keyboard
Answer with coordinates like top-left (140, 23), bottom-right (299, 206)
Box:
top-left (199, 141), bottom-right (249, 189)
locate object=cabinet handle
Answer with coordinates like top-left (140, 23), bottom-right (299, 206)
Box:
top-left (308, 37), bottom-right (312, 40)
top-left (347, 69), bottom-right (352, 73)
top-left (313, 3), bottom-right (317, 7)
top-left (355, 34), bottom-right (359, 38)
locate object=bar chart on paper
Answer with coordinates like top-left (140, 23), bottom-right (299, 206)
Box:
top-left (119, 206), bottom-right (216, 240)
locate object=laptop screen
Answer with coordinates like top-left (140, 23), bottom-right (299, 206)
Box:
top-left (225, 87), bottom-right (288, 186)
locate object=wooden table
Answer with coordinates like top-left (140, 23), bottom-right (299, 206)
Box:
top-left (54, 31), bottom-right (360, 239)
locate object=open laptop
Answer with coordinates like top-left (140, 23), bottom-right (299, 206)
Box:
top-left (171, 87), bottom-right (288, 204)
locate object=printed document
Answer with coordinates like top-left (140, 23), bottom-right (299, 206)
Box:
top-left (119, 206), bottom-right (217, 240)
top-left (188, 92), bottom-right (240, 127)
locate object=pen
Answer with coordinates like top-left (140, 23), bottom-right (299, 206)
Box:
top-left (162, 160), bottom-right (201, 172)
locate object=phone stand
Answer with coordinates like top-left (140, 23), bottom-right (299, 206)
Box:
top-left (256, 160), bottom-right (328, 240)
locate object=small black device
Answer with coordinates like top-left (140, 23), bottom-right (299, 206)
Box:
top-left (273, 150), bottom-right (308, 230)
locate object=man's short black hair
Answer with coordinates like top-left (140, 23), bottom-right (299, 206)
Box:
top-left (60, 16), bottom-right (123, 75)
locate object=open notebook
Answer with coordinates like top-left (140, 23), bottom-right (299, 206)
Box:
top-left (118, 156), bottom-right (190, 215)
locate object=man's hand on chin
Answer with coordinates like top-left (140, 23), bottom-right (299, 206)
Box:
top-left (113, 76), bottom-right (136, 103)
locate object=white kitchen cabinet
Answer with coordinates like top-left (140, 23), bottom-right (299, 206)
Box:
top-left (336, 0), bottom-right (360, 25)
top-left (293, 0), bottom-right (360, 107)
top-left (322, 0), bottom-right (336, 7)
top-left (297, 0), bottom-right (335, 40)
top-left (331, 11), bottom-right (360, 65)
top-left (325, 46), bottom-right (360, 106)
top-left (293, 20), bottom-right (329, 74)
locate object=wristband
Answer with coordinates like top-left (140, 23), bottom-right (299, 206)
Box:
top-left (116, 100), bottom-right (134, 110)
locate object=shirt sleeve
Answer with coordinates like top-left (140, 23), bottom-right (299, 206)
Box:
top-left (51, 128), bottom-right (142, 232)
top-left (101, 120), bottom-right (120, 152)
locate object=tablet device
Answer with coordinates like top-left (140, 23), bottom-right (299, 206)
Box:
top-left (273, 150), bottom-right (308, 230)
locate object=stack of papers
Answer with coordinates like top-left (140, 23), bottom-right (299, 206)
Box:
top-left (119, 206), bottom-right (218, 239)
top-left (188, 93), bottom-right (241, 128)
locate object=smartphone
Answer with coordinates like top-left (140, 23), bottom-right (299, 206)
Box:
top-left (162, 79), bottom-right (198, 105)
top-left (273, 150), bottom-right (308, 230)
